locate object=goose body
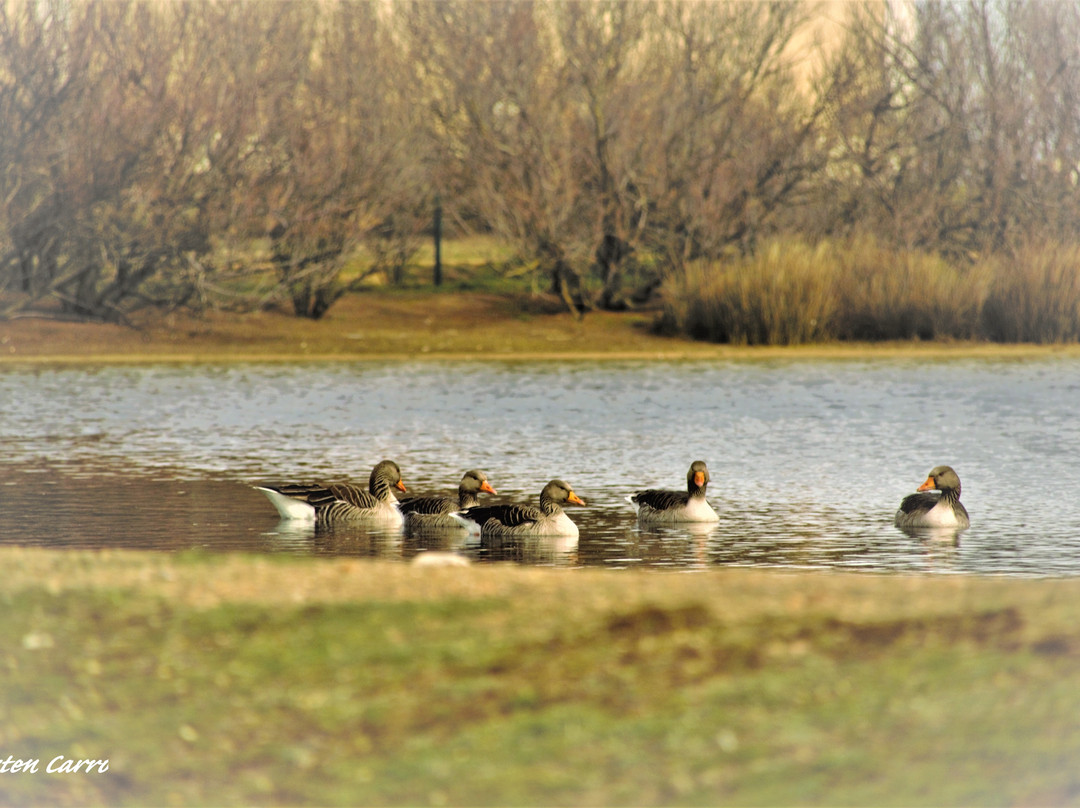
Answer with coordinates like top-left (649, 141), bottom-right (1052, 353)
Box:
top-left (894, 465), bottom-right (970, 530)
top-left (399, 470), bottom-right (497, 531)
top-left (451, 479), bottom-right (585, 537)
top-left (627, 461), bottom-right (719, 524)
top-left (256, 459), bottom-right (406, 525)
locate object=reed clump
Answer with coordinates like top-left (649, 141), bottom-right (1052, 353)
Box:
top-left (660, 237), bottom-right (1080, 345)
top-left (660, 241), bottom-right (837, 345)
top-left (981, 242), bottom-right (1080, 342)
top-left (831, 236), bottom-right (986, 341)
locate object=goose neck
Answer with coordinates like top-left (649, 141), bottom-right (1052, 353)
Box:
top-left (539, 495), bottom-right (562, 516)
top-left (370, 477), bottom-right (394, 502)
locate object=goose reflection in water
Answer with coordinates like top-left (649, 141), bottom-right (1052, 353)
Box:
top-left (895, 525), bottom-right (964, 545)
top-left (465, 532), bottom-right (579, 566)
top-left (402, 527), bottom-right (468, 561)
top-left (632, 521), bottom-right (718, 569)
top-left (262, 518), bottom-right (317, 551)
top-left (309, 523), bottom-right (404, 559)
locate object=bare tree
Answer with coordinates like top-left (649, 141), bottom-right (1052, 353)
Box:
top-left (817, 0), bottom-right (1080, 255)
top-left (228, 1), bottom-right (430, 318)
top-left (642, 2), bottom-right (827, 268)
top-left (402, 1), bottom-right (586, 309)
top-left (0, 0), bottom-right (430, 322)
top-left (5, 0), bottom-right (1077, 326)
top-left (401, 1), bottom-right (826, 314)
top-left (0, 2), bottom-right (220, 320)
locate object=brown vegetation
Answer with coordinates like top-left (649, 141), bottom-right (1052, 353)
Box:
top-left (0, 291), bottom-right (679, 361)
top-left (1, 1), bottom-right (1078, 333)
top-left (4, 289), bottom-right (1080, 364)
top-left (660, 238), bottom-right (1080, 345)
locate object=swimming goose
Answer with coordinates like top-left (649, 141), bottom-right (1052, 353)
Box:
top-left (399, 469), bottom-right (498, 531)
top-left (256, 459), bottom-right (406, 525)
top-left (894, 465), bottom-right (970, 530)
top-left (450, 479), bottom-right (586, 537)
top-left (627, 460), bottom-right (719, 523)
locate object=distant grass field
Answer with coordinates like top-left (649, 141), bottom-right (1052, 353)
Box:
top-left (2, 548), bottom-right (1079, 806)
top-left (342, 234), bottom-right (533, 294)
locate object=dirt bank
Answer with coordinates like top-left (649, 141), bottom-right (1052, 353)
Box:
top-left (2, 291), bottom-right (1078, 363)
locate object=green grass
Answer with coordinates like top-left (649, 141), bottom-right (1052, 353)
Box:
top-left (343, 234), bottom-right (531, 293)
top-left (2, 550), bottom-right (1080, 805)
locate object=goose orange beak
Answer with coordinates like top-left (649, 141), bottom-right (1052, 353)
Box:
top-left (568, 492), bottom-right (586, 506)
top-left (480, 481), bottom-right (498, 495)
top-left (916, 477), bottom-right (935, 492)
top-left (693, 471), bottom-right (706, 486)
top-left (396, 480), bottom-right (408, 493)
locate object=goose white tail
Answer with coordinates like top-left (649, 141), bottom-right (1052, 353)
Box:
top-left (448, 512), bottom-right (482, 534)
top-left (256, 487), bottom-right (317, 521)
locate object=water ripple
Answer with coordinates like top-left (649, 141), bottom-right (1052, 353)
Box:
top-left (2, 357), bottom-right (1080, 575)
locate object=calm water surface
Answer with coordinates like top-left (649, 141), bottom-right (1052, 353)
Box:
top-left (2, 358), bottom-right (1078, 575)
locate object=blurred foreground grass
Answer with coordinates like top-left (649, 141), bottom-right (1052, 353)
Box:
top-left (2, 547), bottom-right (1079, 806)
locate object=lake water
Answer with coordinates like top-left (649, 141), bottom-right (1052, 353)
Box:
top-left (2, 358), bottom-right (1078, 576)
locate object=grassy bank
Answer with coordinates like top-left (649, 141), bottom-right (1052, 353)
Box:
top-left (3, 289), bottom-right (1080, 365)
top-left (0, 291), bottom-right (676, 363)
top-left (2, 547), bottom-right (1079, 806)
top-left (660, 238), bottom-right (1080, 346)
top-left (5, 233), bottom-right (1080, 359)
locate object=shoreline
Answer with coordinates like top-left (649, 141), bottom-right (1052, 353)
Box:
top-left (3, 341), bottom-right (1080, 366)
top-left (2, 291), bottom-right (1079, 365)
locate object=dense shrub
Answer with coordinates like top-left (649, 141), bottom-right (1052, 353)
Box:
top-left (831, 237), bottom-right (987, 341)
top-left (660, 241), bottom-right (838, 345)
top-left (981, 244), bottom-right (1080, 342)
top-left (660, 238), bottom-right (1080, 345)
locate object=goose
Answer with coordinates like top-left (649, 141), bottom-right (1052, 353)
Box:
top-left (450, 479), bottom-right (586, 537)
top-left (399, 469), bottom-right (498, 531)
top-left (256, 459), bottom-right (406, 525)
top-left (894, 465), bottom-right (970, 530)
top-left (627, 460), bottom-right (719, 523)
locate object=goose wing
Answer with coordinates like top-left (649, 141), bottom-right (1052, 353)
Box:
top-left (461, 503), bottom-right (544, 529)
top-left (398, 496), bottom-right (455, 516)
top-left (265, 482), bottom-right (326, 501)
top-left (322, 482), bottom-right (381, 510)
top-left (264, 482), bottom-right (377, 509)
top-left (897, 491), bottom-right (940, 516)
top-left (631, 489), bottom-right (690, 511)
top-left (264, 482), bottom-right (349, 509)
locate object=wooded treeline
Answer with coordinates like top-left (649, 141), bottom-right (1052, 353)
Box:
top-left (1, 0), bottom-right (1079, 323)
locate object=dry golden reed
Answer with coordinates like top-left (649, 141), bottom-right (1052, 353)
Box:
top-left (981, 242), bottom-right (1080, 342)
top-left (661, 237), bottom-right (1080, 344)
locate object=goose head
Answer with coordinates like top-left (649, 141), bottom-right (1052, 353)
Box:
top-left (917, 465), bottom-right (962, 496)
top-left (460, 469), bottom-right (498, 497)
top-left (370, 459), bottom-right (407, 495)
top-left (687, 460), bottom-right (711, 493)
top-left (540, 479), bottom-right (586, 509)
